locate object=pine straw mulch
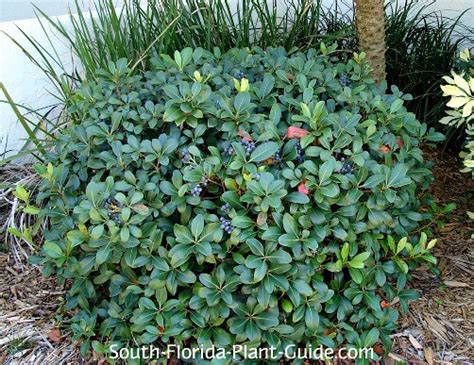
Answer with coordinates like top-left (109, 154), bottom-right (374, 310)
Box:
top-left (0, 149), bottom-right (473, 365)
top-left (0, 255), bottom-right (80, 365)
top-left (0, 165), bottom-right (82, 364)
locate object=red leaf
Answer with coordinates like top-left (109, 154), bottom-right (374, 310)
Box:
top-left (237, 130), bottom-right (252, 141)
top-left (373, 343), bottom-right (385, 356)
top-left (379, 145), bottom-right (391, 154)
top-left (287, 126), bottom-right (309, 139)
top-left (380, 300), bottom-right (391, 309)
top-left (298, 181), bottom-right (309, 195)
top-left (48, 328), bottom-right (62, 343)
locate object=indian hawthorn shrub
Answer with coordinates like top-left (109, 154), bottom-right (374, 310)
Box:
top-left (34, 44), bottom-right (442, 360)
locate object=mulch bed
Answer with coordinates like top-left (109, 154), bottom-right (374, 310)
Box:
top-left (389, 149), bottom-right (474, 364)
top-left (0, 254), bottom-right (80, 364)
top-left (0, 148), bottom-right (472, 364)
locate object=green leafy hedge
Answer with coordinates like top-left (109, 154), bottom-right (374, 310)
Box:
top-left (34, 44), bottom-right (441, 360)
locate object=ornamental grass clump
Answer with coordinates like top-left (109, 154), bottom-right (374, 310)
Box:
top-left (33, 44), bottom-right (442, 359)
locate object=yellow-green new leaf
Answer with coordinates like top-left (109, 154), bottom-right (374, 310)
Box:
top-left (427, 239), bottom-right (437, 250)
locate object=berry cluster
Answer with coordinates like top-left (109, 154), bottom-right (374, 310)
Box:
top-left (241, 140), bottom-right (256, 155)
top-left (221, 203), bottom-right (231, 213)
top-left (295, 142), bottom-right (304, 163)
top-left (103, 197), bottom-right (114, 209)
top-left (234, 70), bottom-right (245, 80)
top-left (223, 145), bottom-right (234, 156)
top-left (190, 185), bottom-right (203, 197)
top-left (339, 158), bottom-right (354, 175)
top-left (339, 73), bottom-right (351, 87)
top-left (181, 149), bottom-right (190, 163)
top-left (103, 198), bottom-right (122, 225)
top-left (273, 150), bottom-right (282, 163)
top-left (190, 177), bottom-right (209, 197)
top-left (252, 173), bottom-right (261, 180)
top-left (219, 216), bottom-right (234, 234)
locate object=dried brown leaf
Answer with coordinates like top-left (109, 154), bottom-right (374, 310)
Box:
top-left (425, 316), bottom-right (448, 341)
top-left (424, 347), bottom-right (434, 365)
top-left (408, 334), bottom-right (423, 350)
top-left (443, 280), bottom-right (470, 288)
top-left (388, 352), bottom-right (405, 362)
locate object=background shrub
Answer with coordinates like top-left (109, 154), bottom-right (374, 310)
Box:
top-left (34, 45), bottom-right (441, 359)
top-left (384, 0), bottom-right (470, 130)
top-left (3, 1), bottom-right (469, 169)
top-left (9, 0), bottom-right (469, 144)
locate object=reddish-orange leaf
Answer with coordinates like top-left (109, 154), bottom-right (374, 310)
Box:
top-left (381, 300), bottom-right (391, 309)
top-left (298, 181), bottom-right (309, 195)
top-left (287, 126), bottom-right (309, 139)
top-left (48, 328), bottom-right (62, 343)
top-left (379, 145), bottom-right (391, 154)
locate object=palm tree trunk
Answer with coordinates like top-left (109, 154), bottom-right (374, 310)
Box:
top-left (354, 0), bottom-right (386, 83)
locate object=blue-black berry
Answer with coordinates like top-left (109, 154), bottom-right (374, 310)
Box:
top-left (103, 197), bottom-right (122, 209)
top-left (223, 145), bottom-right (234, 156)
top-left (190, 185), bottom-right (203, 197)
top-left (181, 149), bottom-right (190, 163)
top-left (221, 203), bottom-right (231, 213)
top-left (339, 158), bottom-right (353, 175)
top-left (235, 70), bottom-right (245, 80)
top-left (104, 198), bottom-right (122, 224)
top-left (103, 197), bottom-right (112, 209)
top-left (339, 73), bottom-right (351, 87)
top-left (112, 215), bottom-right (121, 225)
top-left (219, 216), bottom-right (234, 234)
top-left (295, 142), bottom-right (304, 163)
top-left (252, 173), bottom-right (261, 180)
top-left (274, 150), bottom-right (282, 163)
top-left (241, 140), bottom-right (256, 155)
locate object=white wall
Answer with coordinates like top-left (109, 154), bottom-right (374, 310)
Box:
top-left (0, 15), bottom-right (72, 158)
top-left (0, 0), bottom-right (472, 158)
